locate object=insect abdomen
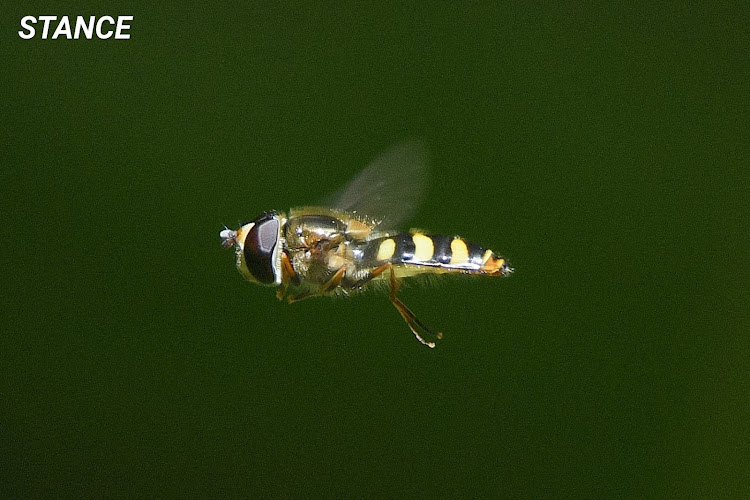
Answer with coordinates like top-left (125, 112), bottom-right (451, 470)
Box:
top-left (363, 232), bottom-right (511, 276)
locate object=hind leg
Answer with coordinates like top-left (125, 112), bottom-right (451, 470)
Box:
top-left (356, 263), bottom-right (443, 348)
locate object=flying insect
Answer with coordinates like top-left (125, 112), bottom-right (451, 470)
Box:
top-left (220, 142), bottom-right (512, 347)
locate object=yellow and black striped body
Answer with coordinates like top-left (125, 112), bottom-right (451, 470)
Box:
top-left (274, 209), bottom-right (511, 299)
top-left (357, 232), bottom-right (510, 280)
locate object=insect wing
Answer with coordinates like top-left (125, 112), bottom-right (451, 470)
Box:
top-left (325, 140), bottom-right (429, 229)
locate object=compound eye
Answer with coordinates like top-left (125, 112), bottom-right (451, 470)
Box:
top-left (243, 214), bottom-right (280, 284)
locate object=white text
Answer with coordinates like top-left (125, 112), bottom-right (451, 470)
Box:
top-left (18, 16), bottom-right (133, 40)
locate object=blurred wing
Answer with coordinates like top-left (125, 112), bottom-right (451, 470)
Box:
top-left (325, 140), bottom-right (429, 228)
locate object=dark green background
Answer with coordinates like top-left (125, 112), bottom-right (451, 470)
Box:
top-left (2, 3), bottom-right (748, 497)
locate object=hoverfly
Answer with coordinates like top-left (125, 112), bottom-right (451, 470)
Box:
top-left (220, 142), bottom-right (512, 347)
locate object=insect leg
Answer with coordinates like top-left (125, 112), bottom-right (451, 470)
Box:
top-left (285, 265), bottom-right (346, 303)
top-left (286, 292), bottom-right (314, 303)
top-left (276, 252), bottom-right (300, 300)
top-left (281, 252), bottom-right (300, 285)
top-left (321, 265), bottom-right (347, 293)
top-left (364, 262), bottom-right (443, 348)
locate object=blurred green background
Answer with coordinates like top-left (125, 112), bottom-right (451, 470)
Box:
top-left (2, 3), bottom-right (747, 497)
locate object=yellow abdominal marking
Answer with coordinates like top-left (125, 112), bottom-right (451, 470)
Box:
top-left (412, 233), bottom-right (434, 261)
top-left (482, 249), bottom-right (494, 264)
top-left (483, 257), bottom-right (505, 273)
top-left (377, 238), bottom-right (396, 261)
top-left (449, 238), bottom-right (469, 264)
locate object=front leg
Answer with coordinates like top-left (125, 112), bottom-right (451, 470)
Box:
top-left (276, 252), bottom-right (300, 301)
